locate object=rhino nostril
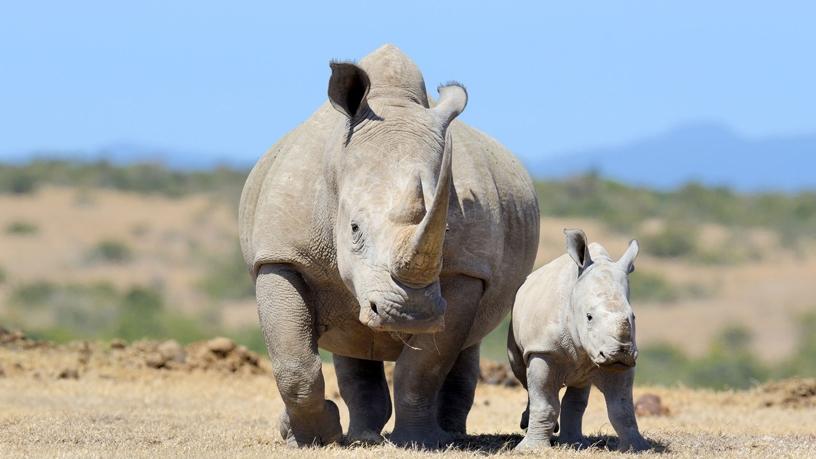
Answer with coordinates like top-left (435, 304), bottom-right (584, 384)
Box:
top-left (599, 351), bottom-right (606, 358)
top-left (370, 302), bottom-right (379, 315)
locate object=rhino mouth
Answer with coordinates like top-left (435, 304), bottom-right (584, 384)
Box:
top-left (359, 297), bottom-right (446, 334)
top-left (594, 349), bottom-right (637, 371)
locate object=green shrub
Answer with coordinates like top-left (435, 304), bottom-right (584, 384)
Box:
top-left (7, 281), bottom-right (121, 335)
top-left (630, 270), bottom-right (713, 303)
top-left (3, 281), bottom-right (208, 344)
top-left (640, 225), bottom-right (698, 258)
top-left (87, 240), bottom-right (133, 264)
top-left (636, 326), bottom-right (769, 389)
top-left (6, 173), bottom-right (37, 194)
top-left (635, 343), bottom-right (691, 386)
top-left (5, 221), bottom-right (39, 235)
top-left (775, 312), bottom-right (816, 378)
top-left (630, 270), bottom-right (681, 302)
top-left (197, 244), bottom-right (254, 301)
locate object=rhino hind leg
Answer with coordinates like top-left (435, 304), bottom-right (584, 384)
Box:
top-left (436, 343), bottom-right (480, 434)
top-left (558, 385), bottom-right (590, 446)
top-left (333, 354), bottom-right (392, 444)
top-left (256, 264), bottom-right (342, 447)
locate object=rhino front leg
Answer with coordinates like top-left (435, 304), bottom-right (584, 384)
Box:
top-left (558, 385), bottom-right (590, 446)
top-left (515, 355), bottom-right (561, 450)
top-left (390, 275), bottom-right (482, 448)
top-left (256, 264), bottom-right (341, 447)
top-left (594, 369), bottom-right (650, 452)
top-left (436, 343), bottom-right (480, 434)
top-left (333, 354), bottom-right (392, 444)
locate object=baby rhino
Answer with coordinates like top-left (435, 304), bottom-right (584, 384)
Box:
top-left (508, 229), bottom-right (649, 451)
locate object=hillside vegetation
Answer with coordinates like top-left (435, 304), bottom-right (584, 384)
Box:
top-left (3, 161), bottom-right (816, 240)
top-left (1, 159), bottom-right (815, 390)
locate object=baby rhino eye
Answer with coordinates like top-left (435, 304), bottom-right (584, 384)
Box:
top-left (351, 223), bottom-right (359, 233)
top-left (586, 313), bottom-right (593, 321)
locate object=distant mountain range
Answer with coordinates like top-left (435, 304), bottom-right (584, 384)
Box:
top-left (528, 122), bottom-right (815, 191)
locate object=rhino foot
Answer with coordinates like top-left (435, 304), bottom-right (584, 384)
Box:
top-left (388, 426), bottom-right (453, 450)
top-left (279, 400), bottom-right (342, 447)
top-left (514, 435), bottom-right (552, 451)
top-left (617, 434), bottom-right (651, 453)
top-left (346, 428), bottom-right (385, 445)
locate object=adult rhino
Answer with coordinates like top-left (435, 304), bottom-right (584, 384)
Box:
top-left (239, 44), bottom-right (539, 447)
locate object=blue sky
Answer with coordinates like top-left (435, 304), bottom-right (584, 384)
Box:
top-left (1, 1), bottom-right (814, 167)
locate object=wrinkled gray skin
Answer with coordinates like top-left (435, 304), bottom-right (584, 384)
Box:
top-left (239, 44), bottom-right (539, 448)
top-left (507, 229), bottom-right (649, 452)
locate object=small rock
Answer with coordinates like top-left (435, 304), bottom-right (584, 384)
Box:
top-left (110, 339), bottom-right (127, 349)
top-left (158, 340), bottom-right (185, 363)
top-left (145, 352), bottom-right (169, 369)
top-left (635, 393), bottom-right (670, 417)
top-left (207, 337), bottom-right (236, 355)
top-left (57, 368), bottom-right (79, 380)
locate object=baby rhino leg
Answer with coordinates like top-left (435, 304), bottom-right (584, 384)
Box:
top-left (515, 355), bottom-right (561, 450)
top-left (558, 385), bottom-right (590, 446)
top-left (595, 369), bottom-right (650, 452)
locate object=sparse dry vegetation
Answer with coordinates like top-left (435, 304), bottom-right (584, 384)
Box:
top-left (1, 331), bottom-right (815, 458)
top-left (0, 161), bottom-right (815, 385)
top-left (5, 220), bottom-right (38, 235)
top-left (0, 161), bottom-right (815, 457)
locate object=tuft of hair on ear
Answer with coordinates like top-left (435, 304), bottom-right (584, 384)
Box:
top-left (437, 81), bottom-right (467, 93)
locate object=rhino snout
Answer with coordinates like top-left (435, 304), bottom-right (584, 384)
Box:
top-left (359, 284), bottom-right (446, 334)
top-left (596, 345), bottom-right (638, 370)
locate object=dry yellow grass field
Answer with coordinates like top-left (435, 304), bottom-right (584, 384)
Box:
top-left (1, 336), bottom-right (815, 458)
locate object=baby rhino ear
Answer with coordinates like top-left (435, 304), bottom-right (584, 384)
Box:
top-left (564, 228), bottom-right (592, 271)
top-left (618, 239), bottom-right (639, 274)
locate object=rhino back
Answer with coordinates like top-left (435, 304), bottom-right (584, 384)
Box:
top-left (238, 102), bottom-right (342, 276)
top-left (511, 254), bottom-right (577, 363)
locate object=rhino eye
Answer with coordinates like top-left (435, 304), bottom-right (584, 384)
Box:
top-left (586, 313), bottom-right (593, 322)
top-left (350, 222), bottom-right (363, 247)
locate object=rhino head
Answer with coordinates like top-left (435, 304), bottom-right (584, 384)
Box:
top-left (325, 47), bottom-right (467, 334)
top-left (564, 229), bottom-right (641, 370)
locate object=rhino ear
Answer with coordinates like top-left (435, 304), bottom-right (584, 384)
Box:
top-left (618, 239), bottom-right (639, 274)
top-left (328, 62), bottom-right (370, 119)
top-left (432, 83), bottom-right (468, 127)
top-left (564, 228), bottom-right (593, 272)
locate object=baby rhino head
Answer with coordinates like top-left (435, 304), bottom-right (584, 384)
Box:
top-left (564, 229), bottom-right (640, 371)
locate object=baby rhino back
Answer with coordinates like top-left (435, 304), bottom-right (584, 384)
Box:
top-left (510, 254), bottom-right (577, 366)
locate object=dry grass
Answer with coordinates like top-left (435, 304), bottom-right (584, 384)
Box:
top-left (1, 339), bottom-right (815, 458)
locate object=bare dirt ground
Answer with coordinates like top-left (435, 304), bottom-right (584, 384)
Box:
top-left (2, 332), bottom-right (815, 458)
